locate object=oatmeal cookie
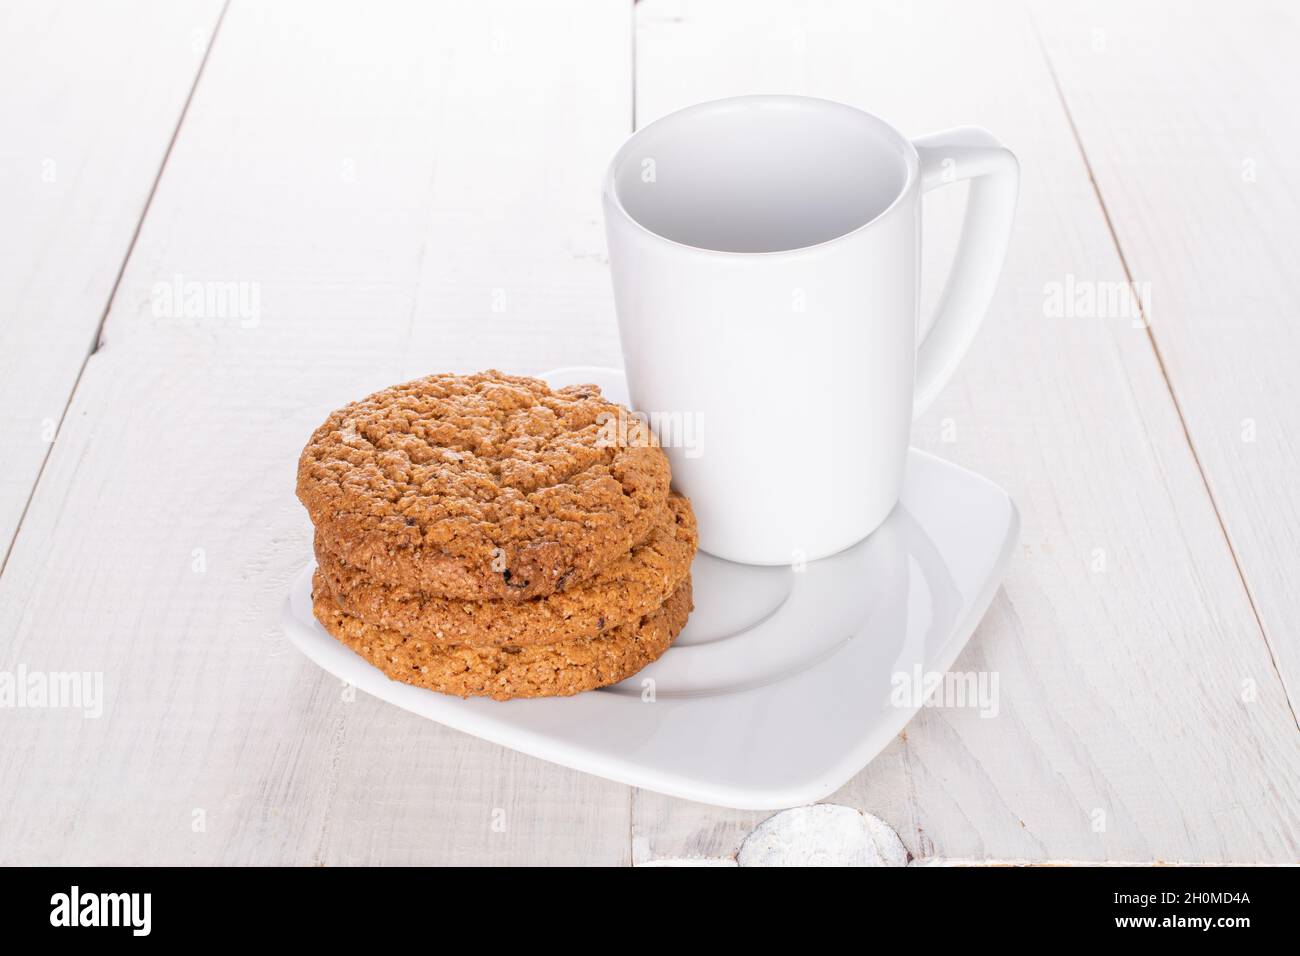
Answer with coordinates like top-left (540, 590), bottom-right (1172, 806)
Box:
top-left (297, 371), bottom-right (671, 602)
top-left (312, 570), bottom-right (692, 700)
top-left (316, 493), bottom-right (696, 647)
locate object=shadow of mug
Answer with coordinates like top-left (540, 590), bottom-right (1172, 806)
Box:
top-left (605, 500), bottom-right (962, 699)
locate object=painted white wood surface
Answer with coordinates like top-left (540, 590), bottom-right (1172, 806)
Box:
top-left (0, 0), bottom-right (635, 866)
top-left (0, 0), bottom-right (1297, 865)
top-left (1031, 0), bottom-right (1300, 703)
top-left (0, 0), bottom-right (224, 564)
top-left (630, 0), bottom-right (1299, 864)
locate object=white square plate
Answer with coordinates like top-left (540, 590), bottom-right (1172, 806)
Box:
top-left (283, 367), bottom-right (1018, 809)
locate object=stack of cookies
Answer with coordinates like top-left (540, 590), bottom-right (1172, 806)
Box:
top-left (296, 371), bottom-right (696, 700)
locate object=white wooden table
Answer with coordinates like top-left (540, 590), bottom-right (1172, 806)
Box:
top-left (1, 0), bottom-right (1297, 866)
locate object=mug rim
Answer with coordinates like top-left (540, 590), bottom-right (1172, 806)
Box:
top-left (602, 94), bottom-right (920, 258)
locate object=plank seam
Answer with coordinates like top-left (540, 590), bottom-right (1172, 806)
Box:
top-left (1029, 13), bottom-right (1299, 729)
top-left (0, 0), bottom-right (232, 582)
top-left (630, 0), bottom-right (638, 132)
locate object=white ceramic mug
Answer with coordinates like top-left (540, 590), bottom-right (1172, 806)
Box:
top-left (603, 95), bottom-right (1018, 565)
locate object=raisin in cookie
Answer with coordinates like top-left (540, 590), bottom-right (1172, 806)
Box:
top-left (316, 493), bottom-right (696, 647)
top-left (297, 371), bottom-right (671, 602)
top-left (312, 570), bottom-right (692, 700)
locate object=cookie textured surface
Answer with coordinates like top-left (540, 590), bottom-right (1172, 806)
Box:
top-left (312, 570), bottom-right (692, 700)
top-left (316, 493), bottom-right (697, 647)
top-left (297, 371), bottom-right (672, 602)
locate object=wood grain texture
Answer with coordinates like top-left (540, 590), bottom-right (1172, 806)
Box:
top-left (2, 0), bottom-right (1297, 866)
top-left (0, 0), bottom-right (224, 563)
top-left (0, 0), bottom-right (635, 865)
top-left (1031, 0), bottom-right (1300, 705)
top-left (630, 0), bottom-right (1300, 865)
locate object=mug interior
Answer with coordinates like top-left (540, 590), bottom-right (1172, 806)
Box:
top-left (611, 96), bottom-right (913, 254)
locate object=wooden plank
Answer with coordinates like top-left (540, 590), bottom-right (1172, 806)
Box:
top-left (0, 0), bottom-right (225, 563)
top-left (1031, 0), bottom-right (1300, 705)
top-left (0, 0), bottom-right (635, 865)
top-left (631, 0), bottom-right (1300, 864)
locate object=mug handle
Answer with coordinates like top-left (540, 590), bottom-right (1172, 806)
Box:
top-left (910, 127), bottom-right (1019, 418)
